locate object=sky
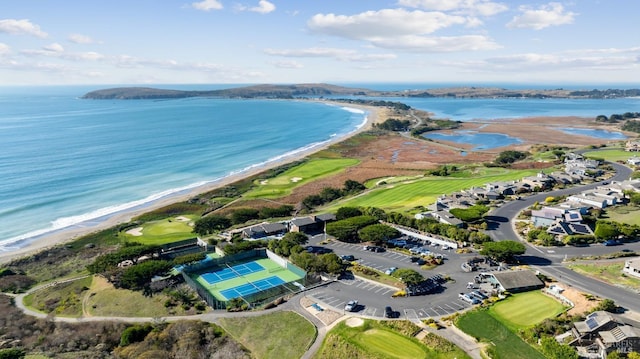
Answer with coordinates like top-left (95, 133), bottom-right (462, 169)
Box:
top-left (1, 0), bottom-right (638, 86)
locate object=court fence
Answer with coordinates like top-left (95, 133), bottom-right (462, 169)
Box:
top-left (179, 248), bottom-right (309, 310)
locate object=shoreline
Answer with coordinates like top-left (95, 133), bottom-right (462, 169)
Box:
top-left (0, 101), bottom-right (385, 265)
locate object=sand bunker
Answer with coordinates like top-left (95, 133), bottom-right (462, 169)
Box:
top-left (260, 180), bottom-right (269, 185)
top-left (175, 216), bottom-right (190, 222)
top-left (291, 177), bottom-right (303, 182)
top-left (345, 317), bottom-right (364, 327)
top-left (126, 227), bottom-right (143, 236)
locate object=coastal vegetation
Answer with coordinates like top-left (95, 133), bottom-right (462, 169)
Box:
top-left (567, 261), bottom-right (640, 291)
top-left (218, 311), bottom-right (316, 359)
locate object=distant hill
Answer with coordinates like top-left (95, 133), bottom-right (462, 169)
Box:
top-left (81, 84), bottom-right (374, 100)
top-left (82, 84), bottom-right (640, 100)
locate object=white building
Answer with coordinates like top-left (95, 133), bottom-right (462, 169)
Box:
top-left (623, 259), bottom-right (640, 279)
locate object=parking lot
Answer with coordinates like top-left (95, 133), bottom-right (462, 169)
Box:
top-left (304, 234), bottom-right (492, 319)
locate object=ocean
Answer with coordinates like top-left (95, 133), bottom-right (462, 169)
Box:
top-left (1, 84), bottom-right (639, 250)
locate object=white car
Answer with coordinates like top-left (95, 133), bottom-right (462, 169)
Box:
top-left (385, 267), bottom-right (398, 275)
top-left (344, 300), bottom-right (358, 312)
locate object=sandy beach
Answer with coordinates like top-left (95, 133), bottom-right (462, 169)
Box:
top-left (0, 101), bottom-right (387, 265)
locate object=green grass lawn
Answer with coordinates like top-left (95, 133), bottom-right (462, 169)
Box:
top-left (456, 309), bottom-right (545, 359)
top-left (567, 261), bottom-right (640, 290)
top-left (583, 148), bottom-right (634, 162)
top-left (315, 320), bottom-right (469, 359)
top-left (121, 216), bottom-right (196, 245)
top-left (603, 205), bottom-right (640, 226)
top-left (244, 158), bottom-right (360, 199)
top-left (489, 291), bottom-right (567, 331)
top-left (325, 169), bottom-right (540, 212)
top-left (217, 311), bottom-right (316, 359)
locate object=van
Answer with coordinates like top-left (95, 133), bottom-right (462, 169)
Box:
top-left (459, 293), bottom-right (480, 304)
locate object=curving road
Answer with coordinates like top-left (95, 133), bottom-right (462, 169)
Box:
top-left (486, 160), bottom-right (640, 312)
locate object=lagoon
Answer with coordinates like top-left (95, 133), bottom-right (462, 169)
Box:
top-left (561, 127), bottom-right (627, 139)
top-left (423, 131), bottom-right (522, 150)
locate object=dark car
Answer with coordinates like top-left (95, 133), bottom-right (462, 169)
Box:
top-left (384, 306), bottom-right (395, 318)
top-left (604, 240), bottom-right (621, 246)
top-left (341, 254), bottom-right (356, 261)
top-left (306, 246), bottom-right (332, 254)
top-left (410, 256), bottom-right (420, 262)
top-left (415, 258), bottom-right (427, 266)
top-left (369, 246), bottom-right (385, 252)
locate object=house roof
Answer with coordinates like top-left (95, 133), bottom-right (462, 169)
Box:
top-left (574, 311), bottom-right (615, 334)
top-left (315, 213), bottom-right (336, 222)
top-left (491, 270), bottom-right (543, 292)
top-left (599, 325), bottom-right (640, 343)
top-left (289, 217), bottom-right (316, 227)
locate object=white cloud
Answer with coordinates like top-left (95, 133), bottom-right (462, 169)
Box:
top-left (446, 50), bottom-right (638, 72)
top-left (0, 43), bottom-right (10, 56)
top-left (192, 0), bottom-right (223, 11)
top-left (264, 47), bottom-right (397, 62)
top-left (371, 34), bottom-right (500, 52)
top-left (272, 60), bottom-right (304, 69)
top-left (398, 0), bottom-right (508, 16)
top-left (43, 43), bottom-right (64, 53)
top-left (308, 9), bottom-right (467, 39)
top-left (507, 2), bottom-right (576, 30)
top-left (69, 34), bottom-right (94, 44)
top-left (0, 19), bottom-right (48, 38)
top-left (250, 0), bottom-right (275, 14)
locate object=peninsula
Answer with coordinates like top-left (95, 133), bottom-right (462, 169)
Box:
top-left (82, 83), bottom-right (640, 100)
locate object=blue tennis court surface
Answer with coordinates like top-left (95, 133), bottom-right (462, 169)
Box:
top-left (220, 276), bottom-right (286, 300)
top-left (201, 261), bottom-right (265, 285)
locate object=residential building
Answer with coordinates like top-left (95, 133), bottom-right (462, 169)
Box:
top-left (623, 258), bottom-right (640, 279)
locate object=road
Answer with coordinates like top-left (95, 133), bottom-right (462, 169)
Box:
top-left (486, 160), bottom-right (640, 312)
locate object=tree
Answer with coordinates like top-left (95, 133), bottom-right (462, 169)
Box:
top-left (594, 221), bottom-right (619, 241)
top-left (230, 208), bottom-right (260, 224)
top-left (595, 299), bottom-right (618, 313)
top-left (336, 206), bottom-right (363, 220)
top-left (0, 348), bottom-right (26, 359)
top-left (281, 231), bottom-right (308, 245)
top-left (449, 205), bottom-right (489, 223)
top-left (479, 240), bottom-right (526, 262)
top-left (325, 216), bottom-right (378, 242)
top-left (358, 224), bottom-right (400, 245)
top-left (391, 268), bottom-right (424, 285)
top-left (193, 215), bottom-right (231, 235)
top-left (626, 352), bottom-right (640, 359)
top-left (343, 179), bottom-right (365, 194)
top-left (539, 336), bottom-right (578, 359)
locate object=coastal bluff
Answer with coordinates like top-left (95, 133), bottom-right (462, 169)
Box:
top-left (82, 84), bottom-right (640, 100)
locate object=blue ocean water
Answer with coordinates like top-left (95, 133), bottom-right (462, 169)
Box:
top-left (1, 84), bottom-right (639, 251)
top-left (0, 86), bottom-right (366, 249)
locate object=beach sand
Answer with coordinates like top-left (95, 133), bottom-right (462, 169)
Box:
top-left (0, 101), bottom-right (387, 265)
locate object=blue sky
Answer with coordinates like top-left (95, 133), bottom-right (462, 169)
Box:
top-left (1, 0), bottom-right (638, 85)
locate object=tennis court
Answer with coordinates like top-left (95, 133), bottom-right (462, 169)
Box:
top-left (201, 262), bottom-right (265, 285)
top-left (220, 275), bottom-right (286, 300)
top-left (191, 257), bottom-right (306, 304)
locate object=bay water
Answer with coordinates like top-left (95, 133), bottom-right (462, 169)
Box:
top-left (1, 85), bottom-right (638, 250)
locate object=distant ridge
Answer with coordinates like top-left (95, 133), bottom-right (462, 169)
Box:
top-left (82, 84), bottom-right (640, 100)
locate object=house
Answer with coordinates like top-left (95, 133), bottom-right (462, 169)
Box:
top-left (241, 222), bottom-right (288, 240)
top-left (627, 156), bottom-right (640, 166)
top-left (547, 220), bottom-right (593, 237)
top-left (625, 140), bottom-right (640, 152)
top-left (488, 270), bottom-right (544, 293)
top-left (521, 172), bottom-right (555, 190)
top-left (289, 214), bottom-right (336, 234)
top-left (567, 190), bottom-right (618, 209)
top-left (430, 210), bottom-right (464, 227)
top-left (485, 181), bottom-right (517, 196)
top-left (561, 311), bottom-right (640, 359)
top-left (531, 207), bottom-right (567, 227)
top-left (623, 258), bottom-right (640, 279)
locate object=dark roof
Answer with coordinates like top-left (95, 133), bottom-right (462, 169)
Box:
top-left (492, 270), bottom-right (543, 292)
top-left (315, 213), bottom-right (336, 222)
top-left (261, 222), bottom-right (287, 233)
top-left (290, 217), bottom-right (316, 227)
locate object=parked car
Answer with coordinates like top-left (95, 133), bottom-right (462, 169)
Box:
top-left (410, 256), bottom-right (420, 262)
top-left (340, 254), bottom-right (355, 261)
top-left (369, 246), bottom-right (385, 252)
top-left (306, 246), bottom-right (332, 254)
top-left (385, 267), bottom-right (398, 275)
top-left (344, 300), bottom-right (358, 312)
top-left (604, 240), bottom-right (621, 246)
top-left (459, 293), bottom-right (480, 305)
top-left (384, 306), bottom-right (396, 318)
top-left (415, 258), bottom-right (427, 266)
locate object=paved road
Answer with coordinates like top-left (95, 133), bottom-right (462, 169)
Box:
top-left (486, 160), bottom-right (640, 312)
